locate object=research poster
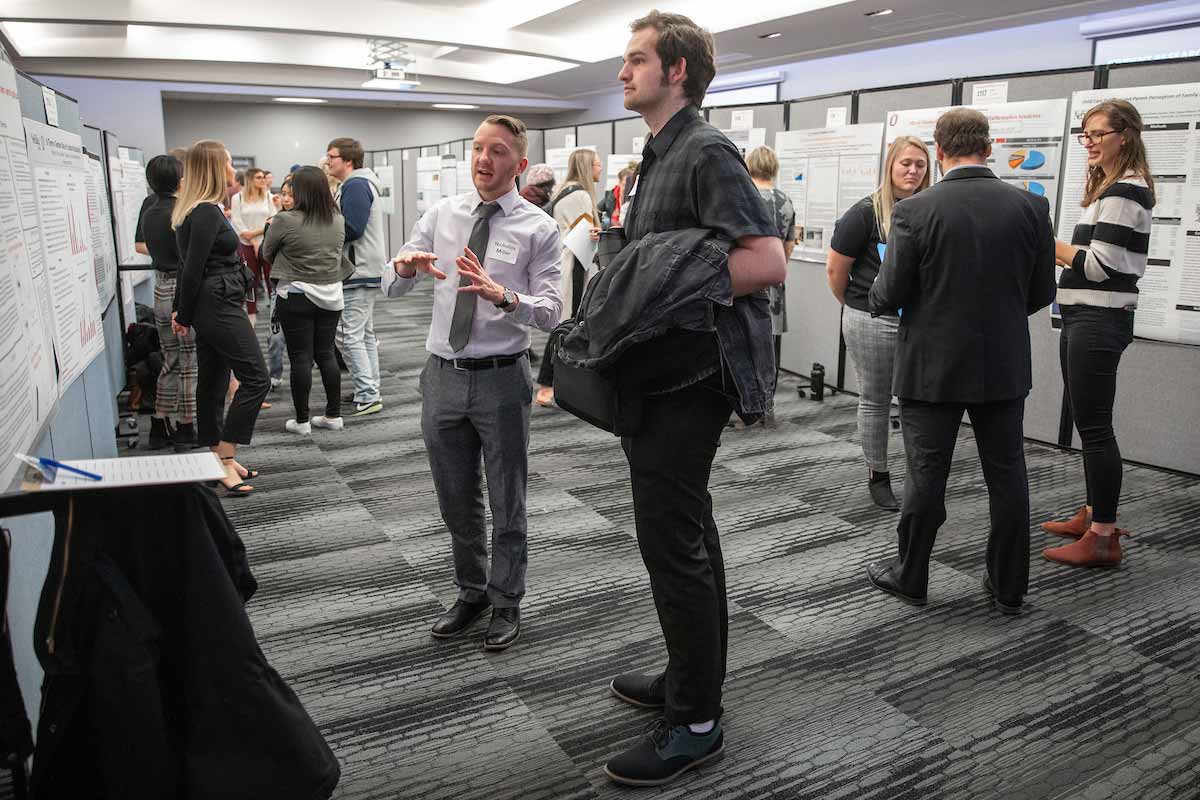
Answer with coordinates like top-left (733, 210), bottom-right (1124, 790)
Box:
top-left (0, 57), bottom-right (54, 489)
top-left (606, 153), bottom-right (640, 188)
top-left (1060, 83), bottom-right (1200, 346)
top-left (455, 160), bottom-right (471, 195)
top-left (439, 153), bottom-right (458, 198)
top-left (376, 163), bottom-right (395, 215)
top-left (24, 118), bottom-right (106, 393)
top-left (721, 127), bottom-right (766, 155)
top-left (884, 99), bottom-right (1069, 220)
top-left (416, 154), bottom-right (442, 213)
top-left (775, 123), bottom-right (885, 261)
top-left (84, 150), bottom-right (118, 309)
top-left (109, 155), bottom-right (151, 269)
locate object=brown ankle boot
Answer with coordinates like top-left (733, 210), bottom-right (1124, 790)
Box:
top-left (1042, 505), bottom-right (1090, 538)
top-left (1043, 529), bottom-right (1125, 568)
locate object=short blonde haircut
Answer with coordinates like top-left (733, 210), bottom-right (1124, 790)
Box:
top-left (746, 146), bottom-right (779, 181)
top-left (482, 114), bottom-right (529, 158)
top-left (172, 140), bottom-right (230, 228)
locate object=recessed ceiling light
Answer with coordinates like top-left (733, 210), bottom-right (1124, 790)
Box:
top-left (274, 97), bottom-right (326, 104)
top-left (432, 103), bottom-right (479, 110)
top-left (758, 32), bottom-right (782, 39)
top-left (864, 8), bottom-right (894, 16)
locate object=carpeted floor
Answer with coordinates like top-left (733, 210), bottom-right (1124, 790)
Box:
top-left (135, 282), bottom-right (1200, 799)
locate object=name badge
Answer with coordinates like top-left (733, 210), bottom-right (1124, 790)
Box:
top-left (488, 239), bottom-right (519, 264)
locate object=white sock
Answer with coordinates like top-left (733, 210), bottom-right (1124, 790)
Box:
top-left (688, 720), bottom-right (714, 734)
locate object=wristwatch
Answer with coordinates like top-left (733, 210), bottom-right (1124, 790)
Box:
top-left (495, 288), bottom-right (518, 310)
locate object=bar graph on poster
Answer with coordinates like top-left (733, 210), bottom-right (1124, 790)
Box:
top-left (24, 117), bottom-right (106, 393)
top-left (775, 123), bottom-right (885, 261)
top-left (1059, 83), bottom-right (1200, 346)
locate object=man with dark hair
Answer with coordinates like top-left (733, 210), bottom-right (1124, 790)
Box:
top-left (601, 9), bottom-right (786, 788)
top-left (327, 136), bottom-right (385, 415)
top-left (865, 107), bottom-right (1056, 615)
top-left (382, 114), bottom-right (561, 652)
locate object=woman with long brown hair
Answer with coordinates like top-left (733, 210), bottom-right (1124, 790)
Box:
top-left (827, 135), bottom-right (931, 509)
top-left (172, 140), bottom-right (270, 496)
top-left (231, 165), bottom-right (275, 321)
top-left (1043, 99), bottom-right (1155, 568)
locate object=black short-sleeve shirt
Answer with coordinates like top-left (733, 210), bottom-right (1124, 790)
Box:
top-left (830, 195), bottom-right (893, 315)
top-left (134, 193), bottom-right (182, 272)
top-left (620, 105), bottom-right (779, 392)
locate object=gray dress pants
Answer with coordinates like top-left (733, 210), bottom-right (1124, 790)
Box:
top-left (420, 353), bottom-right (532, 607)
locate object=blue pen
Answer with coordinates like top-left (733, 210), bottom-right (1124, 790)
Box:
top-left (40, 458), bottom-right (103, 481)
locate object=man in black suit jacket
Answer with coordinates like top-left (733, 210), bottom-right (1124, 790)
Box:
top-left (866, 108), bottom-right (1056, 614)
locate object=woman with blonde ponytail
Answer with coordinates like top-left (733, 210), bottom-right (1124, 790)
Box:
top-left (1043, 99), bottom-right (1155, 568)
top-left (826, 135), bottom-right (931, 509)
top-left (172, 140), bottom-right (270, 496)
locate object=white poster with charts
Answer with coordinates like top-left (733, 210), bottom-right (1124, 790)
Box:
top-left (1059, 83), bottom-right (1200, 346)
top-left (24, 118), bottom-right (105, 393)
top-left (885, 99), bottom-right (1069, 220)
top-left (775, 123), bottom-right (885, 261)
top-left (0, 59), bottom-right (55, 490)
top-left (84, 151), bottom-right (118, 309)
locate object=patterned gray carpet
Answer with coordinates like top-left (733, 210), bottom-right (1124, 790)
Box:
top-left (174, 284), bottom-right (1200, 798)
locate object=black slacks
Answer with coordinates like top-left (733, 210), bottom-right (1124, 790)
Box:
top-left (893, 396), bottom-right (1030, 601)
top-left (621, 375), bottom-right (733, 725)
top-left (193, 272), bottom-right (270, 447)
top-left (276, 292), bottom-right (342, 422)
top-left (1060, 304), bottom-right (1134, 523)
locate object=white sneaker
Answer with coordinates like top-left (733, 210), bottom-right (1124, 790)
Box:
top-left (310, 415), bottom-right (344, 431)
top-left (285, 419), bottom-right (311, 435)
top-left (270, 377), bottom-right (283, 390)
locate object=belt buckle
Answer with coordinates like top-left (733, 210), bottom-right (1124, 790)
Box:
top-left (451, 358), bottom-right (468, 371)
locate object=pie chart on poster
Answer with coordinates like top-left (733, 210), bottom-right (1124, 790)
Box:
top-left (1008, 150), bottom-right (1047, 170)
top-left (1024, 181), bottom-right (1046, 196)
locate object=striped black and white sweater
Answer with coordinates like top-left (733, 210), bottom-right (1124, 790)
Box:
top-left (1057, 176), bottom-right (1154, 309)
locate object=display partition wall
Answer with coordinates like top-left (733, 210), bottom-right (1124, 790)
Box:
top-left (363, 53), bottom-right (1200, 474)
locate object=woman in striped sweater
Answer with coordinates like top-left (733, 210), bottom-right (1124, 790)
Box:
top-left (1043, 99), bottom-right (1155, 568)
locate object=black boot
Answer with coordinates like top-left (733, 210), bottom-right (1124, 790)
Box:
top-left (172, 422), bottom-right (198, 452)
top-left (148, 417), bottom-right (173, 450)
top-left (869, 470), bottom-right (900, 511)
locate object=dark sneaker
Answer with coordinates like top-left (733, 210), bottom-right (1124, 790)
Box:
top-left (604, 717), bottom-right (724, 787)
top-left (350, 400), bottom-right (383, 417)
top-left (147, 417), bottom-right (173, 450)
top-left (982, 575), bottom-right (1023, 616)
top-left (610, 672), bottom-right (666, 709)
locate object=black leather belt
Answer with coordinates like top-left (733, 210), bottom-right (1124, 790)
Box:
top-left (434, 352), bottom-right (526, 371)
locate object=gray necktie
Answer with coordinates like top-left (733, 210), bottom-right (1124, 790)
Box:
top-left (449, 201), bottom-right (501, 352)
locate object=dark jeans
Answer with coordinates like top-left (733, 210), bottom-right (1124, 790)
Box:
top-left (193, 272), bottom-right (270, 446)
top-left (621, 375), bottom-right (733, 725)
top-left (893, 396), bottom-right (1029, 601)
top-left (1060, 305), bottom-right (1134, 523)
top-left (536, 257), bottom-right (586, 387)
top-left (276, 292), bottom-right (342, 422)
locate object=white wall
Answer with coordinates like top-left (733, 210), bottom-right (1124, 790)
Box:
top-left (163, 101), bottom-right (554, 170)
top-left (36, 75), bottom-right (167, 155)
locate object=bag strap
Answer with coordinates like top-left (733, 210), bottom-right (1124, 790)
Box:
top-left (544, 184), bottom-right (584, 216)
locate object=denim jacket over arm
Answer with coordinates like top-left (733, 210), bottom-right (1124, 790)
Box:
top-left (558, 226), bottom-right (776, 416)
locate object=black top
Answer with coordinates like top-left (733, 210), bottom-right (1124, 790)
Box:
top-left (620, 105), bottom-right (778, 392)
top-left (134, 193), bottom-right (182, 272)
top-left (867, 166), bottom-right (1056, 404)
top-left (175, 202), bottom-right (243, 327)
top-left (830, 195), bottom-right (889, 314)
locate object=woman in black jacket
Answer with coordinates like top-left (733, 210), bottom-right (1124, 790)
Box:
top-left (171, 140), bottom-right (270, 496)
top-left (261, 166), bottom-right (352, 435)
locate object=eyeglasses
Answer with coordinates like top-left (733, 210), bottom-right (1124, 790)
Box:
top-left (1077, 130), bottom-right (1119, 146)
top-left (325, 153), bottom-right (343, 161)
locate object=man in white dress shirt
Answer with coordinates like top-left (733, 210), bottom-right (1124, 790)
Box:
top-left (382, 114), bottom-right (562, 651)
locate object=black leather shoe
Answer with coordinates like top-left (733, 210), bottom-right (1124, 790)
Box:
top-left (431, 599), bottom-right (491, 639)
top-left (866, 560), bottom-right (927, 606)
top-left (868, 474), bottom-right (900, 511)
top-left (982, 575), bottom-right (1023, 615)
top-left (610, 672), bottom-right (666, 709)
top-left (483, 607), bottom-right (520, 651)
